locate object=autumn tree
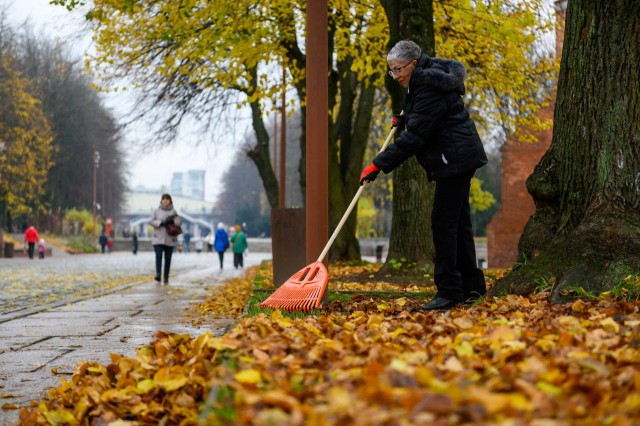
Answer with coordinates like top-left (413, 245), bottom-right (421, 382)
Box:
top-left (0, 53), bottom-right (54, 226)
top-left (491, 0), bottom-right (640, 301)
top-left (469, 177), bottom-right (496, 235)
top-left (17, 35), bottom-right (127, 217)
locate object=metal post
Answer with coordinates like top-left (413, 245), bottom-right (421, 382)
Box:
top-left (305, 0), bottom-right (328, 264)
top-left (273, 98), bottom-right (278, 175)
top-left (92, 148), bottom-right (98, 239)
top-left (101, 157), bottom-right (105, 217)
top-left (279, 65), bottom-right (286, 209)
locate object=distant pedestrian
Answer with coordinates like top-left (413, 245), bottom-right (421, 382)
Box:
top-left (177, 234), bottom-right (184, 253)
top-left (183, 230), bottom-right (191, 253)
top-left (132, 231), bottom-right (139, 255)
top-left (149, 193), bottom-right (183, 284)
top-left (194, 236), bottom-right (203, 254)
top-left (241, 222), bottom-right (249, 237)
top-left (23, 226), bottom-right (39, 259)
top-left (37, 238), bottom-right (46, 260)
top-left (214, 222), bottom-right (229, 269)
top-left (98, 230), bottom-right (108, 254)
top-left (106, 238), bottom-right (113, 254)
top-left (230, 225), bottom-right (248, 269)
top-left (207, 232), bottom-right (214, 252)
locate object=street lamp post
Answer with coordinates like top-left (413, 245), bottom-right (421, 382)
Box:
top-left (92, 149), bottom-right (100, 239)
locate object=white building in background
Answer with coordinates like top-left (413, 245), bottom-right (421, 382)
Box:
top-left (170, 169), bottom-right (205, 200)
top-left (120, 191), bottom-right (217, 238)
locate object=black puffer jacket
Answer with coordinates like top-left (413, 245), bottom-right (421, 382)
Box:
top-left (373, 55), bottom-right (487, 181)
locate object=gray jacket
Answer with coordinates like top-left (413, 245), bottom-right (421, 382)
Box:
top-left (149, 203), bottom-right (183, 246)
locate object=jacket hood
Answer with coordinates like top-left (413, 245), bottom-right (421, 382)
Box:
top-left (411, 54), bottom-right (466, 95)
top-left (159, 202), bottom-right (174, 210)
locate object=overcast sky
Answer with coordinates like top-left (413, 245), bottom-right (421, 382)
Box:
top-left (3, 0), bottom-right (238, 202)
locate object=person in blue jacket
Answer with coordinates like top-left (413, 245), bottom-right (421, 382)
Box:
top-left (213, 222), bottom-right (230, 269)
top-left (360, 40), bottom-right (488, 311)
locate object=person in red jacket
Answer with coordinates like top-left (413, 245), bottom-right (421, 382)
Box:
top-left (24, 226), bottom-right (39, 259)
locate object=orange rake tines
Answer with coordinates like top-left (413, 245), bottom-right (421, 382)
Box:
top-left (260, 261), bottom-right (329, 312)
top-left (260, 123), bottom-right (400, 312)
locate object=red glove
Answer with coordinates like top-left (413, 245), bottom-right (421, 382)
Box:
top-left (391, 114), bottom-right (405, 129)
top-left (360, 163), bottom-right (381, 185)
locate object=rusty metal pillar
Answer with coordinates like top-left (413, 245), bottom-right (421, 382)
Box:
top-left (272, 98), bottom-right (278, 173)
top-left (306, 0), bottom-right (328, 264)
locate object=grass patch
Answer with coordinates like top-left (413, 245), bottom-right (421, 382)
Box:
top-left (246, 287), bottom-right (436, 318)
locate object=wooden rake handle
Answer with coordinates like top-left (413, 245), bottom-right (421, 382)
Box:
top-left (316, 123), bottom-right (400, 262)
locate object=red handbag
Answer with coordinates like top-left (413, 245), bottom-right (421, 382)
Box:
top-left (166, 223), bottom-right (183, 237)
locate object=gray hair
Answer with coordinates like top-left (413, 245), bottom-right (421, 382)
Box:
top-left (387, 40), bottom-right (422, 63)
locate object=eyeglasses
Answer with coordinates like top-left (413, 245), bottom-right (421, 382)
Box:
top-left (388, 62), bottom-right (413, 77)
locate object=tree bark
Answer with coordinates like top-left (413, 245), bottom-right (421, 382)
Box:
top-left (378, 0), bottom-right (436, 276)
top-left (246, 98), bottom-right (280, 209)
top-left (491, 0), bottom-right (640, 301)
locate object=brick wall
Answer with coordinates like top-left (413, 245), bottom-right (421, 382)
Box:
top-left (485, 1), bottom-right (565, 268)
top-left (486, 106), bottom-right (553, 267)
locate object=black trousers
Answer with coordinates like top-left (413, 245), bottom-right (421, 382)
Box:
top-left (432, 172), bottom-right (486, 301)
top-left (154, 244), bottom-right (174, 279)
top-left (27, 243), bottom-right (35, 259)
top-left (233, 253), bottom-right (244, 268)
top-left (217, 251), bottom-right (224, 268)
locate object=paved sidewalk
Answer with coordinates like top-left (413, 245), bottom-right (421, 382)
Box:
top-left (0, 253), bottom-right (269, 425)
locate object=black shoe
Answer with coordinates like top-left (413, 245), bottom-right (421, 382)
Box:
top-left (163, 280), bottom-right (169, 285)
top-left (420, 297), bottom-right (461, 311)
top-left (154, 275), bottom-right (161, 282)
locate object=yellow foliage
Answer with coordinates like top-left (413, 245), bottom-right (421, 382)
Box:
top-left (435, 0), bottom-right (559, 142)
top-left (0, 55), bottom-right (55, 216)
top-left (469, 177), bottom-right (496, 214)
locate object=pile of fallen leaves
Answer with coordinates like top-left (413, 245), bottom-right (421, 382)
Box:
top-left (20, 265), bottom-right (640, 425)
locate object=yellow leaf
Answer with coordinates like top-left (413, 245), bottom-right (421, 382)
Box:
top-left (455, 341), bottom-right (474, 358)
top-left (390, 328), bottom-right (408, 339)
top-left (571, 299), bottom-right (587, 312)
top-left (394, 297), bottom-right (407, 307)
top-left (599, 317), bottom-right (620, 333)
top-left (43, 408), bottom-right (78, 425)
top-left (137, 379), bottom-right (157, 393)
top-left (154, 368), bottom-right (188, 392)
top-left (234, 369), bottom-right (262, 385)
top-left (376, 302), bottom-right (391, 311)
top-left (535, 381), bottom-right (563, 395)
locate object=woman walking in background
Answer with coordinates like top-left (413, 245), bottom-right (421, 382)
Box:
top-left (149, 193), bottom-right (182, 284)
top-left (230, 225), bottom-right (248, 269)
top-left (214, 222), bottom-right (229, 269)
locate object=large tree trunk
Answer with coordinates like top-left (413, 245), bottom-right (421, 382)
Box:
top-left (328, 75), bottom-right (376, 261)
top-left (246, 98), bottom-right (280, 209)
top-left (378, 0), bottom-right (436, 276)
top-left (491, 0), bottom-right (640, 301)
